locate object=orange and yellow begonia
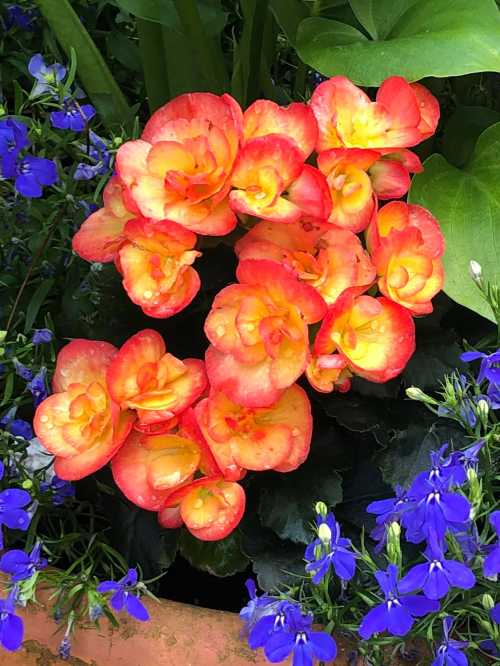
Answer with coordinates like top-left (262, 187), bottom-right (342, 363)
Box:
top-left (34, 340), bottom-right (134, 480)
top-left (51, 75), bottom-right (445, 541)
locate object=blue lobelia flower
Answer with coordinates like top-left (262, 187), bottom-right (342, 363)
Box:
top-left (248, 600), bottom-right (301, 650)
top-left (46, 476), bottom-right (75, 506)
top-left (0, 542), bottom-right (47, 582)
top-left (416, 444), bottom-right (468, 488)
top-left (50, 99), bottom-right (96, 132)
top-left (398, 531), bottom-right (475, 600)
top-left (74, 131), bottom-right (111, 180)
top-left (264, 605), bottom-right (337, 666)
top-left (461, 349), bottom-right (500, 385)
top-left (483, 511), bottom-right (500, 577)
top-left (367, 485), bottom-right (415, 550)
top-left (403, 477), bottom-right (471, 544)
top-left (26, 367), bottom-right (48, 406)
top-left (13, 360), bottom-right (33, 382)
top-left (13, 155), bottom-right (58, 198)
top-left (491, 603), bottom-right (500, 624)
top-left (0, 119), bottom-right (29, 179)
top-left (431, 616), bottom-right (468, 666)
top-left (452, 523), bottom-right (483, 564)
top-left (487, 382), bottom-right (500, 409)
top-left (358, 564), bottom-right (439, 639)
top-left (8, 420), bottom-right (34, 440)
top-left (32, 329), bottom-right (53, 345)
top-left (0, 486), bottom-right (31, 549)
top-left (97, 568), bottom-right (149, 621)
top-left (4, 4), bottom-right (37, 30)
top-left (305, 512), bottom-right (356, 584)
top-left (448, 440), bottom-right (484, 476)
top-left (240, 579), bottom-right (277, 634)
top-left (28, 54), bottom-right (66, 97)
top-left (58, 635), bottom-right (71, 660)
top-left (0, 587), bottom-right (24, 651)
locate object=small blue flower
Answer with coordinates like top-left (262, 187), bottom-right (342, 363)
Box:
top-left (240, 579), bottom-right (277, 633)
top-left (13, 360), bottom-right (33, 381)
top-left (74, 131), bottom-right (111, 180)
top-left (264, 606), bottom-right (337, 666)
top-left (0, 119), bottom-right (29, 178)
top-left (58, 635), bottom-right (71, 660)
top-left (32, 329), bottom-right (53, 345)
top-left (28, 54), bottom-right (66, 97)
top-left (0, 587), bottom-right (24, 651)
top-left (461, 349), bottom-right (500, 385)
top-left (89, 603), bottom-right (104, 622)
top-left (398, 531), bottom-right (475, 600)
top-left (41, 476), bottom-right (75, 506)
top-left (50, 99), bottom-right (96, 132)
top-left (431, 616), bottom-right (468, 666)
top-left (367, 485), bottom-right (415, 550)
top-left (491, 603), bottom-right (500, 624)
top-left (13, 155), bottom-right (58, 198)
top-left (248, 601), bottom-right (302, 650)
top-left (26, 367), bottom-right (48, 406)
top-left (4, 4), bottom-right (37, 31)
top-left (8, 420), bottom-right (34, 440)
top-left (0, 542), bottom-right (47, 581)
top-left (97, 569), bottom-right (149, 621)
top-left (305, 512), bottom-right (356, 584)
top-left (483, 511), bottom-right (500, 577)
top-left (358, 564), bottom-right (439, 639)
top-left (0, 487), bottom-right (31, 548)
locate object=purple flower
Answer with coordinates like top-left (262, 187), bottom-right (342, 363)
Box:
top-left (89, 604), bottom-right (103, 622)
top-left (491, 603), bottom-right (500, 624)
top-left (248, 601), bottom-right (301, 650)
top-left (32, 329), bottom-right (53, 345)
top-left (50, 100), bottom-right (96, 132)
top-left (367, 485), bottom-right (415, 550)
top-left (58, 635), bottom-right (71, 660)
top-left (448, 440), bottom-right (484, 475)
top-left (49, 476), bottom-right (75, 506)
top-left (452, 524), bottom-right (482, 563)
top-left (264, 606), bottom-right (337, 666)
top-left (0, 542), bottom-right (47, 581)
top-left (26, 367), bottom-right (48, 406)
top-left (305, 513), bottom-right (356, 584)
top-left (0, 587), bottom-right (23, 651)
top-left (398, 532), bottom-right (475, 600)
top-left (487, 382), bottom-right (500, 409)
top-left (4, 4), bottom-right (36, 30)
top-left (483, 511), bottom-right (500, 577)
top-left (240, 579), bottom-right (277, 633)
top-left (97, 569), bottom-right (149, 621)
top-left (14, 155), bottom-right (58, 198)
top-left (480, 639), bottom-right (500, 659)
top-left (415, 444), bottom-right (467, 487)
top-left (0, 119), bottom-right (29, 178)
top-left (358, 564), bottom-right (439, 639)
top-left (403, 477), bottom-right (471, 544)
top-left (8, 420), bottom-right (34, 440)
top-left (13, 360), bottom-right (33, 381)
top-left (74, 131), bottom-right (111, 180)
top-left (0, 487), bottom-right (31, 549)
top-left (28, 54), bottom-right (66, 96)
top-left (431, 616), bottom-right (468, 666)
top-left (461, 349), bottom-right (500, 384)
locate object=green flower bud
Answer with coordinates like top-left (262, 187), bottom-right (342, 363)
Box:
top-left (476, 399), bottom-right (489, 424)
top-left (315, 501), bottom-right (328, 518)
top-left (482, 594), bottom-right (495, 611)
top-left (22, 479), bottom-right (33, 490)
top-left (386, 521), bottom-right (402, 568)
top-left (405, 387), bottom-right (437, 405)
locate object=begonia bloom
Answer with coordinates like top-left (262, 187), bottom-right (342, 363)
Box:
top-left (116, 92), bottom-right (243, 235)
top-left (34, 340), bottom-right (134, 480)
top-left (118, 217), bottom-right (201, 319)
top-left (195, 384), bottom-right (312, 474)
top-left (72, 176), bottom-right (136, 263)
top-left (310, 76), bottom-right (439, 152)
top-left (160, 476), bottom-right (246, 541)
top-left (236, 219), bottom-right (375, 305)
top-left (315, 289), bottom-right (415, 383)
top-left (372, 227), bottom-right (444, 315)
top-left (205, 259), bottom-right (326, 407)
top-left (366, 201), bottom-right (445, 257)
top-left (107, 329), bottom-right (207, 425)
top-left (306, 354), bottom-right (352, 394)
top-left (243, 99), bottom-right (317, 159)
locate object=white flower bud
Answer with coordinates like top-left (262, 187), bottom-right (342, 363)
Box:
top-left (315, 501), bottom-right (328, 518)
top-left (482, 593), bottom-right (495, 610)
top-left (469, 260), bottom-right (482, 282)
top-left (476, 399), bottom-right (489, 422)
top-left (318, 522), bottom-right (332, 545)
top-left (405, 387), bottom-right (437, 405)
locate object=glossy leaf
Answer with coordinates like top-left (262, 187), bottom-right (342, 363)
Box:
top-left (409, 122), bottom-right (500, 321)
top-left (296, 0), bottom-right (500, 86)
top-left (179, 530), bottom-right (249, 577)
top-left (35, 0), bottom-right (131, 128)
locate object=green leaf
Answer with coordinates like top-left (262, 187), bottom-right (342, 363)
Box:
top-left (269, 0), bottom-right (309, 44)
top-left (402, 338), bottom-right (466, 390)
top-left (409, 122), bottom-right (500, 322)
top-left (24, 278), bottom-right (54, 334)
top-left (179, 530), bottom-right (249, 577)
top-left (136, 19), bottom-right (170, 112)
top-left (347, 0), bottom-right (417, 40)
top-left (442, 106), bottom-right (500, 168)
top-left (378, 422), bottom-right (468, 490)
top-left (116, 0), bottom-right (227, 35)
top-left (296, 0), bottom-right (500, 86)
top-left (35, 0), bottom-right (131, 128)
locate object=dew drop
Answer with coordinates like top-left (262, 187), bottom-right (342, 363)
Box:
top-left (193, 499), bottom-right (204, 509)
top-left (144, 290), bottom-right (153, 300)
top-left (40, 415), bottom-right (49, 423)
top-left (291, 428), bottom-right (300, 436)
top-left (216, 325), bottom-right (226, 337)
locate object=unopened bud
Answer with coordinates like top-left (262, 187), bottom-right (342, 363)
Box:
top-left (469, 260), bottom-right (482, 283)
top-left (315, 501), bottom-right (328, 518)
top-left (482, 594), bottom-right (495, 611)
top-left (318, 522), bottom-right (332, 545)
top-left (467, 467), bottom-right (482, 519)
top-left (22, 479), bottom-right (33, 490)
top-left (405, 387), bottom-right (437, 405)
top-left (0, 331), bottom-right (6, 344)
top-left (476, 399), bottom-right (489, 423)
top-left (386, 521), bottom-right (402, 568)
top-left (388, 521), bottom-right (401, 538)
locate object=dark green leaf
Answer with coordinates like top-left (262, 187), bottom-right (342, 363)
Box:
top-left (347, 0), bottom-right (417, 40)
top-left (24, 279), bottom-right (54, 333)
top-left (296, 0), bottom-right (500, 86)
top-left (442, 106), bottom-right (500, 168)
top-left (269, 0), bottom-right (309, 44)
top-left (409, 122), bottom-right (500, 322)
top-left (106, 32), bottom-right (142, 73)
top-left (136, 19), bottom-right (170, 112)
top-left (402, 338), bottom-right (465, 390)
top-left (35, 0), bottom-right (131, 128)
top-left (179, 530), bottom-right (249, 577)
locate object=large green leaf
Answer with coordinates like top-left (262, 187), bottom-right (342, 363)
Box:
top-left (36, 0), bottom-right (131, 128)
top-left (179, 530), bottom-right (249, 577)
top-left (296, 0), bottom-right (500, 86)
top-left (115, 0), bottom-right (227, 35)
top-left (409, 122), bottom-right (500, 322)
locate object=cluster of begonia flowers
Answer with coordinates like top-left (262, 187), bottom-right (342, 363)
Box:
top-left (35, 76), bottom-right (444, 541)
